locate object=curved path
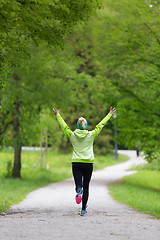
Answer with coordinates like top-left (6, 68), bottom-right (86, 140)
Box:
top-left (0, 150), bottom-right (160, 240)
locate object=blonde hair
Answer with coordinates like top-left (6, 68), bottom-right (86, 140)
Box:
top-left (78, 117), bottom-right (87, 128)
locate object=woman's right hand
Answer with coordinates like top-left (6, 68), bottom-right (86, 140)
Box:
top-left (52, 107), bottom-right (59, 115)
top-left (109, 107), bottom-right (116, 115)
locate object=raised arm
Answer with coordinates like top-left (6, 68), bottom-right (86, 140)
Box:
top-left (52, 108), bottom-right (72, 139)
top-left (92, 107), bottom-right (116, 139)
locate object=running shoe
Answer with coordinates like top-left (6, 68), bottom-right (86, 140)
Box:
top-left (75, 188), bottom-right (83, 204)
top-left (81, 208), bottom-right (88, 216)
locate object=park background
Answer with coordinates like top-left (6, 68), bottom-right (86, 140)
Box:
top-left (0, 0), bottom-right (160, 217)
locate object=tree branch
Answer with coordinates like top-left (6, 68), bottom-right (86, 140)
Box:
top-left (112, 81), bottom-right (160, 118)
top-left (0, 118), bottom-right (14, 144)
top-left (144, 23), bottom-right (160, 46)
top-left (7, 79), bottom-right (35, 93)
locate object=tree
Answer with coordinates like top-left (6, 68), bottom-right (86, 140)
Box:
top-left (63, 0), bottom-right (160, 160)
top-left (1, 45), bottom-right (75, 177)
top-left (0, 0), bottom-right (102, 88)
top-left (91, 0), bottom-right (160, 160)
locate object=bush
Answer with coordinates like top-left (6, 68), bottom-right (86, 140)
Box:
top-left (5, 159), bottom-right (13, 178)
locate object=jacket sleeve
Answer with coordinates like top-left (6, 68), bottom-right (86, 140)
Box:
top-left (91, 113), bottom-right (112, 139)
top-left (56, 113), bottom-right (72, 140)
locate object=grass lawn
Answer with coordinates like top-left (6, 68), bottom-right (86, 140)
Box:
top-left (109, 170), bottom-right (160, 219)
top-left (0, 148), bottom-right (128, 212)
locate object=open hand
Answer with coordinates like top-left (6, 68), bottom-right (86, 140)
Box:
top-left (52, 107), bottom-right (59, 115)
top-left (109, 107), bottom-right (116, 115)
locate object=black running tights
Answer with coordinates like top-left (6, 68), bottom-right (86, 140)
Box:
top-left (72, 162), bottom-right (93, 210)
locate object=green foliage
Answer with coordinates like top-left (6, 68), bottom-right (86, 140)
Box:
top-left (1, 40), bottom-right (116, 156)
top-left (130, 153), bottom-right (160, 171)
top-left (0, 44), bottom-right (7, 89)
top-left (5, 159), bottom-right (13, 178)
top-left (0, 0), bottom-right (102, 45)
top-left (74, 0), bottom-right (160, 160)
top-left (0, 0), bottom-right (103, 88)
top-left (1, 0), bottom-right (160, 166)
top-left (145, 154), bottom-right (160, 170)
top-left (109, 170), bottom-right (160, 218)
top-left (0, 45), bottom-right (74, 149)
top-left (107, 0), bottom-right (160, 160)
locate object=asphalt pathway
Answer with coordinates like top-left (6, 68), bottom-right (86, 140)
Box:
top-left (0, 150), bottom-right (160, 240)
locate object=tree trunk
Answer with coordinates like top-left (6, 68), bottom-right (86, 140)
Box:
top-left (12, 74), bottom-right (22, 178)
top-left (12, 144), bottom-right (22, 178)
top-left (45, 128), bottom-right (48, 170)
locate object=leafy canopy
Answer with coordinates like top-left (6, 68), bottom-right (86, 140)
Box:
top-left (0, 0), bottom-right (103, 88)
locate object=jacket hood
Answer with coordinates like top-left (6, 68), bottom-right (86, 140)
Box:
top-left (73, 129), bottom-right (89, 138)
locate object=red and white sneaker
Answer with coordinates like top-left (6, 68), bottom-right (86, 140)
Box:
top-left (75, 188), bottom-right (83, 204)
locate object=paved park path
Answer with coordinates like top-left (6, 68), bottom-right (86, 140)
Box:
top-left (1, 150), bottom-right (160, 240)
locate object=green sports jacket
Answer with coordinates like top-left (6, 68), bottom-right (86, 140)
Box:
top-left (56, 113), bottom-right (112, 163)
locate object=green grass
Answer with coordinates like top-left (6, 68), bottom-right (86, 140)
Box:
top-left (109, 170), bottom-right (160, 219)
top-left (0, 148), bottom-right (128, 212)
top-left (94, 153), bottom-right (128, 171)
